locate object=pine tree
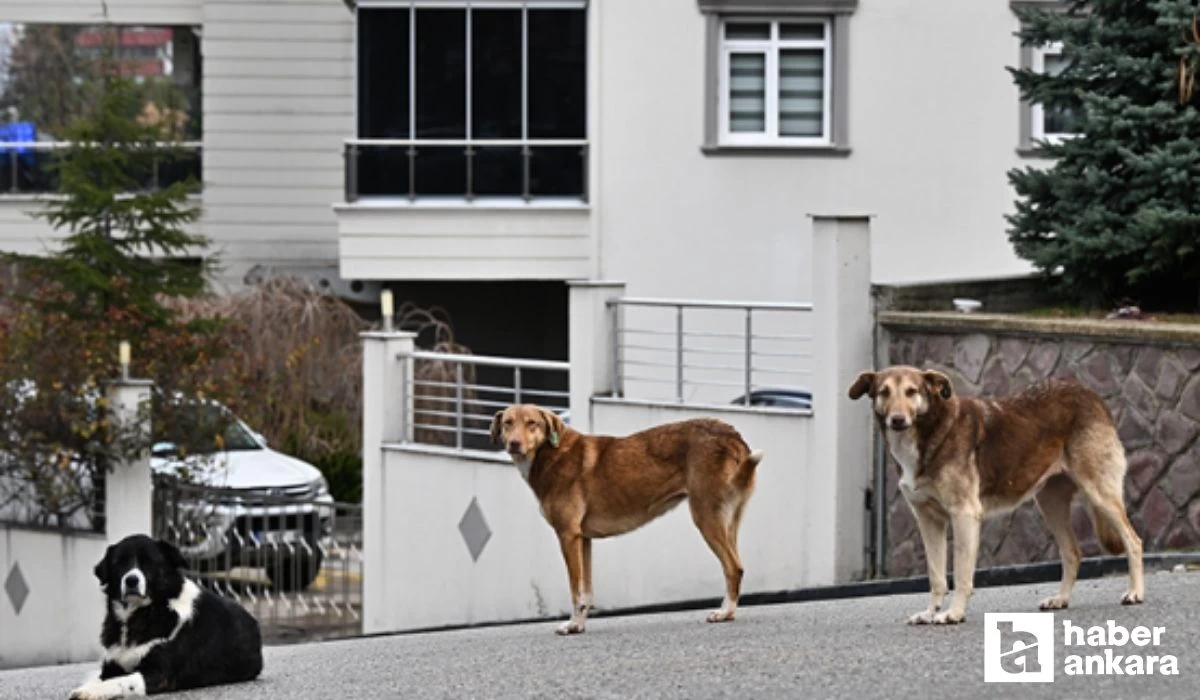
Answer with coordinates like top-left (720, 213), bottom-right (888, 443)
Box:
top-left (4, 30), bottom-right (213, 324)
top-left (1007, 0), bottom-right (1200, 309)
top-left (0, 20), bottom-right (236, 530)
top-left (0, 25), bottom-right (93, 134)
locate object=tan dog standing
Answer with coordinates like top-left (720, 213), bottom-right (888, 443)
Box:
top-left (849, 366), bottom-right (1144, 625)
top-left (491, 404), bottom-right (763, 634)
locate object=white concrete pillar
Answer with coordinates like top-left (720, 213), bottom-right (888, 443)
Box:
top-left (567, 280), bottom-right (626, 433)
top-left (361, 330), bottom-right (416, 634)
top-left (104, 378), bottom-right (154, 542)
top-left (809, 215), bottom-right (874, 584)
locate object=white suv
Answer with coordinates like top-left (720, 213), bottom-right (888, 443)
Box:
top-left (151, 406), bottom-right (334, 592)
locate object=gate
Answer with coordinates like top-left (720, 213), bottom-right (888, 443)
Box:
top-left (151, 475), bottom-right (363, 643)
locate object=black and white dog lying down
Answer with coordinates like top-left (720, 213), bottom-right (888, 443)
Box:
top-left (70, 535), bottom-right (263, 699)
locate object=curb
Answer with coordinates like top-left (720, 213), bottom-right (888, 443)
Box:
top-left (598, 552), bottom-right (1200, 619)
top-left (351, 552), bottom-right (1200, 642)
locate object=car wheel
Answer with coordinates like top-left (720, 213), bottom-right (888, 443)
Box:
top-left (267, 547), bottom-right (324, 592)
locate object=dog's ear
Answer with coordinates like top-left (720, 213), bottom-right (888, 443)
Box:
top-left (156, 539), bottom-right (187, 571)
top-left (923, 370), bottom-right (953, 400)
top-left (541, 409), bottom-right (565, 448)
top-left (847, 371), bottom-right (876, 400)
top-left (93, 546), bottom-right (112, 585)
top-left (490, 410), bottom-right (505, 446)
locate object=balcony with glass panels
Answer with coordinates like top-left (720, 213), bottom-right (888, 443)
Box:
top-left (337, 2), bottom-right (591, 281)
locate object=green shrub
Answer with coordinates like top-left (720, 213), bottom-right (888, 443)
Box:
top-left (312, 450), bottom-right (363, 505)
top-left (1007, 0), bottom-right (1200, 309)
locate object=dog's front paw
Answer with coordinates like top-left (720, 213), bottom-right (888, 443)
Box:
top-left (68, 684), bottom-right (101, 700)
top-left (706, 609), bottom-right (735, 623)
top-left (907, 610), bottom-right (935, 625)
top-left (932, 610), bottom-right (965, 625)
top-left (1121, 590), bottom-right (1144, 606)
top-left (556, 620), bottom-right (585, 635)
top-left (1038, 595), bottom-right (1069, 610)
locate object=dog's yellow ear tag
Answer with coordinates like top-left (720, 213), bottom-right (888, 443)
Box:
top-left (549, 431), bottom-right (560, 448)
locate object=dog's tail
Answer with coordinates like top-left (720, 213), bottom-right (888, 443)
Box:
top-left (734, 448), bottom-right (764, 488)
top-left (1090, 504), bottom-right (1126, 555)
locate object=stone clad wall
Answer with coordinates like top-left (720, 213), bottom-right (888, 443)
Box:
top-left (879, 313), bottom-right (1200, 577)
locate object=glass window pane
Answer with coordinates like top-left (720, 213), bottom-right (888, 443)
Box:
top-left (1043, 52), bottom-right (1068, 77)
top-left (356, 146), bottom-right (410, 197)
top-left (780, 22), bottom-right (825, 41)
top-left (529, 146), bottom-right (584, 197)
top-left (729, 52), bottom-right (766, 133)
top-left (357, 9), bottom-right (410, 138)
top-left (414, 146), bottom-right (466, 195)
top-left (725, 22), bottom-right (770, 40)
top-left (416, 9), bottom-right (466, 139)
top-left (0, 148), bottom-right (58, 193)
top-left (472, 146), bottom-right (523, 196)
top-left (1041, 52), bottom-right (1078, 134)
top-left (528, 9), bottom-right (586, 139)
top-left (1044, 106), bottom-right (1078, 135)
top-left (471, 9), bottom-right (522, 139)
top-left (779, 49), bottom-right (824, 137)
top-left (154, 148), bottom-right (202, 191)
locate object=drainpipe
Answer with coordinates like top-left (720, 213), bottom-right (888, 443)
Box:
top-left (870, 285), bottom-right (889, 579)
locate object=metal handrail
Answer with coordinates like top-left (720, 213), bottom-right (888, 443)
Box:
top-left (401, 350), bottom-right (568, 372)
top-left (343, 138), bottom-right (588, 203)
top-left (152, 476), bottom-right (364, 642)
top-left (0, 140), bottom-right (203, 149)
top-left (609, 297), bottom-right (813, 312)
top-left (345, 137), bottom-right (586, 148)
top-left (400, 350), bottom-right (569, 453)
top-left (1, 140), bottom-right (202, 195)
top-left (606, 296), bottom-right (813, 405)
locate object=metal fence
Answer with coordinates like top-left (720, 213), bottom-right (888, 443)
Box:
top-left (344, 138), bottom-right (587, 202)
top-left (607, 297), bottom-right (815, 407)
top-left (0, 466), bottom-right (105, 533)
top-left (152, 476), bottom-right (363, 644)
top-left (402, 350), bottom-right (570, 452)
top-left (0, 141), bottom-right (203, 195)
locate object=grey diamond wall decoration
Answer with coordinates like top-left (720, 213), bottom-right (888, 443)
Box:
top-left (5, 562), bottom-right (29, 615)
top-left (458, 497), bottom-right (492, 562)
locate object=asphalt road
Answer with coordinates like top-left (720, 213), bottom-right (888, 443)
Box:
top-left (4, 570), bottom-right (1198, 699)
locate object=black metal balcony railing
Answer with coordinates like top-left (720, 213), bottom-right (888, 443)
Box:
top-left (0, 141), bottom-right (203, 195)
top-left (343, 138), bottom-right (587, 203)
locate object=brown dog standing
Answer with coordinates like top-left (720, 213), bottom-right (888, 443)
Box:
top-left (491, 404), bottom-right (763, 634)
top-left (849, 366), bottom-right (1144, 625)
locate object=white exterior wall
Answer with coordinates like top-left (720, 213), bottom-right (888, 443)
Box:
top-left (337, 204), bottom-right (591, 280)
top-left (338, 0), bottom-right (1045, 290)
top-left (200, 0), bottom-right (353, 291)
top-left (0, 0), bottom-right (354, 292)
top-left (593, 0), bottom-right (1038, 298)
top-left (0, 200), bottom-right (58, 257)
top-left (0, 527), bottom-right (106, 669)
top-left (0, 0), bottom-right (200, 25)
top-left (0, 197), bottom-right (204, 258)
top-left (0, 382), bottom-right (155, 670)
top-left (0, 0), bottom-right (1046, 294)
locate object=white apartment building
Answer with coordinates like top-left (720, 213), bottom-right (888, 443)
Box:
top-left (0, 0), bottom-right (1065, 360)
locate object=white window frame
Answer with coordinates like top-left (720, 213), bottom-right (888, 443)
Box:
top-left (717, 18), bottom-right (832, 147)
top-left (1030, 41), bottom-right (1078, 143)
